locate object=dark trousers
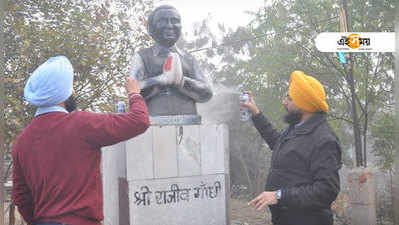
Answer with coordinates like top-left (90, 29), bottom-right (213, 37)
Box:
top-left (270, 206), bottom-right (333, 225)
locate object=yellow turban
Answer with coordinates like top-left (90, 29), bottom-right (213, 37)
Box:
top-left (288, 71), bottom-right (329, 113)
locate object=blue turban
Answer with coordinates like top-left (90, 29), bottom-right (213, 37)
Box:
top-left (24, 56), bottom-right (74, 107)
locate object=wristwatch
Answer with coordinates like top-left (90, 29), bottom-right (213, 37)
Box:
top-left (275, 189), bottom-right (282, 200)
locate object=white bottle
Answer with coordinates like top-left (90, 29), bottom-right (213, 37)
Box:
top-left (239, 93), bottom-right (251, 121)
top-left (116, 101), bottom-right (126, 113)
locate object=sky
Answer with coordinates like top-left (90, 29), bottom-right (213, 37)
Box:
top-left (154, 0), bottom-right (267, 40)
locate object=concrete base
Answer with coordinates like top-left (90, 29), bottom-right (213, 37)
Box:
top-left (129, 174), bottom-right (227, 225)
top-left (101, 142), bottom-right (126, 225)
top-left (102, 124), bottom-right (230, 225)
top-left (347, 168), bottom-right (377, 225)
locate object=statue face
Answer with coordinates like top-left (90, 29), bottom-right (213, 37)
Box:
top-left (151, 8), bottom-right (181, 47)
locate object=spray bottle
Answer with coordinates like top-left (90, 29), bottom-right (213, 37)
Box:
top-left (239, 93), bottom-right (251, 121)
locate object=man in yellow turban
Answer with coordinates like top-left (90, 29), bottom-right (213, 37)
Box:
top-left (242, 71), bottom-right (342, 225)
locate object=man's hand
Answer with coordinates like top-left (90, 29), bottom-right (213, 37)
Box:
top-left (171, 53), bottom-right (184, 88)
top-left (240, 91), bottom-right (260, 115)
top-left (125, 77), bottom-right (141, 95)
top-left (248, 191), bottom-right (278, 210)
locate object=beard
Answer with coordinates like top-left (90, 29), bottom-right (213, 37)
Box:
top-left (64, 95), bottom-right (77, 112)
top-left (283, 109), bottom-right (303, 125)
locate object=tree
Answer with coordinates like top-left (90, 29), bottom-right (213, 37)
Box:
top-left (371, 112), bottom-right (396, 171)
top-left (4, 0), bottom-right (153, 181)
top-left (0, 0), bottom-right (5, 223)
top-left (186, 0), bottom-right (394, 199)
top-left (214, 0), bottom-right (395, 168)
top-left (182, 17), bottom-right (284, 197)
top-left (393, 14), bottom-right (399, 223)
top-left (370, 110), bottom-right (398, 224)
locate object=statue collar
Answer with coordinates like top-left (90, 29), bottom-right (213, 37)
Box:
top-left (152, 43), bottom-right (183, 56)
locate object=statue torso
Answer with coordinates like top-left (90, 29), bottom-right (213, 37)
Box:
top-left (138, 47), bottom-right (197, 116)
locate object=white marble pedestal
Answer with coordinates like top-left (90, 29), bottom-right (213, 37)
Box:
top-left (102, 124), bottom-right (230, 225)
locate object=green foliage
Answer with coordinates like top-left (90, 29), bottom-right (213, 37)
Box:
top-left (5, 0), bottom-right (153, 164)
top-left (371, 112), bottom-right (396, 171)
top-left (210, 0), bottom-right (394, 167)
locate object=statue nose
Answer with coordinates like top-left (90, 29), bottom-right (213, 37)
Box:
top-left (165, 19), bottom-right (173, 27)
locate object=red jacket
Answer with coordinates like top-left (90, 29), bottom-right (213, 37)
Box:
top-left (12, 94), bottom-right (149, 225)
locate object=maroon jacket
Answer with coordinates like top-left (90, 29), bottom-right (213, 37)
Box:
top-left (12, 94), bottom-right (149, 225)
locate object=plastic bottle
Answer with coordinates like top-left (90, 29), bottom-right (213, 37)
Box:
top-left (116, 101), bottom-right (126, 113)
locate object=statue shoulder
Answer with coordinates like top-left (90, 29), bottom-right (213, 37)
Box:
top-left (177, 48), bottom-right (197, 65)
top-left (178, 48), bottom-right (193, 57)
top-left (137, 47), bottom-right (153, 58)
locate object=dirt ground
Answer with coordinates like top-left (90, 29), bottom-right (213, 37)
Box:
top-left (230, 196), bottom-right (356, 225)
top-left (9, 198), bottom-right (350, 225)
top-left (230, 198), bottom-right (272, 225)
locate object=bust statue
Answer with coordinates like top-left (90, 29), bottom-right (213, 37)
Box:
top-left (130, 5), bottom-right (213, 120)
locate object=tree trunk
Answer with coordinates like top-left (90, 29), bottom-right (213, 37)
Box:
top-left (340, 1), bottom-right (363, 167)
top-left (394, 166), bottom-right (399, 225)
top-left (393, 21), bottom-right (399, 224)
top-left (0, 1), bottom-right (6, 224)
top-left (255, 146), bottom-right (266, 195)
top-left (347, 54), bottom-right (363, 167)
top-left (237, 148), bottom-right (254, 197)
top-left (390, 170), bottom-right (398, 225)
top-left (9, 203), bottom-right (15, 225)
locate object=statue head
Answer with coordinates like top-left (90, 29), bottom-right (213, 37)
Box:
top-left (148, 5), bottom-right (182, 48)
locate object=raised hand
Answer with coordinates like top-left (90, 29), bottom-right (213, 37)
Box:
top-left (162, 53), bottom-right (184, 88)
top-left (125, 77), bottom-right (140, 95)
top-left (240, 91), bottom-right (260, 115)
top-left (170, 53), bottom-right (184, 88)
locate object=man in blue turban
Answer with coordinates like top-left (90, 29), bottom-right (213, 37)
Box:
top-left (13, 56), bottom-right (150, 225)
top-left (24, 56), bottom-right (77, 115)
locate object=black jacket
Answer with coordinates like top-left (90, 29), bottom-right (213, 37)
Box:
top-left (252, 112), bottom-right (342, 225)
